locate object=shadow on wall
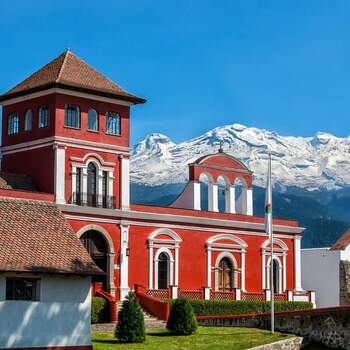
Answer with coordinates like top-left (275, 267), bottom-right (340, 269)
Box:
top-left (0, 263), bottom-right (93, 348)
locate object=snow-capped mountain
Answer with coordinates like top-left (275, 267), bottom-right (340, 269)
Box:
top-left (131, 123), bottom-right (350, 191)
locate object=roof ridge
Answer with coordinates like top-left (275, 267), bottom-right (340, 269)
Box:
top-left (56, 49), bottom-right (69, 83)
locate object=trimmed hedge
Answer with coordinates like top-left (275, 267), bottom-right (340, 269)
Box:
top-left (180, 300), bottom-right (313, 316)
top-left (91, 297), bottom-right (108, 324)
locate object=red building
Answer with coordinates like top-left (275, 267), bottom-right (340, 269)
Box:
top-left (0, 50), bottom-right (312, 307)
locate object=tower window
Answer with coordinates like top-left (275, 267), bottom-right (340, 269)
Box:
top-left (88, 108), bottom-right (98, 131)
top-left (38, 105), bottom-right (50, 128)
top-left (64, 105), bottom-right (80, 128)
top-left (8, 113), bottom-right (19, 135)
top-left (24, 109), bottom-right (33, 131)
top-left (106, 112), bottom-right (120, 135)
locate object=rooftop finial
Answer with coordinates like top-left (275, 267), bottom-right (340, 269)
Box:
top-left (218, 141), bottom-right (224, 153)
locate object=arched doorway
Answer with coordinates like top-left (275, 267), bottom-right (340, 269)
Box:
top-left (158, 252), bottom-right (170, 289)
top-left (218, 257), bottom-right (234, 291)
top-left (80, 230), bottom-right (108, 289)
top-left (87, 163), bottom-right (97, 207)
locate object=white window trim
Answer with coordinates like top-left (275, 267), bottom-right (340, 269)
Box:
top-left (154, 247), bottom-right (174, 290)
top-left (214, 251), bottom-right (239, 291)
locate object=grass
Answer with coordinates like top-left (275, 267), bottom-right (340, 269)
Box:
top-left (92, 327), bottom-right (291, 350)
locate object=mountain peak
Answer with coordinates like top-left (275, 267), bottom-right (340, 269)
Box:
top-left (131, 123), bottom-right (350, 189)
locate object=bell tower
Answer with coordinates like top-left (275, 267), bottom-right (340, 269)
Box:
top-left (0, 50), bottom-right (145, 209)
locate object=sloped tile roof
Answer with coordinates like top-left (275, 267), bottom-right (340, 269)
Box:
top-left (0, 197), bottom-right (102, 275)
top-left (330, 228), bottom-right (350, 251)
top-left (0, 50), bottom-right (145, 104)
top-left (0, 172), bottom-right (36, 191)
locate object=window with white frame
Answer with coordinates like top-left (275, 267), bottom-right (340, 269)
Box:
top-left (8, 113), bottom-right (19, 135)
top-left (64, 105), bottom-right (80, 128)
top-left (38, 105), bottom-right (50, 128)
top-left (24, 109), bottom-right (33, 131)
top-left (88, 108), bottom-right (98, 131)
top-left (106, 112), bottom-right (120, 135)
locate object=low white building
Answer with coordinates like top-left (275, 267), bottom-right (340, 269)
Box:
top-left (0, 194), bottom-right (101, 350)
top-left (302, 229), bottom-right (350, 308)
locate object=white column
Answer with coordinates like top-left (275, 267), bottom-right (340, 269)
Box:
top-left (54, 145), bottom-right (66, 204)
top-left (294, 236), bottom-right (303, 291)
top-left (120, 156), bottom-right (130, 210)
top-left (108, 172), bottom-right (114, 197)
top-left (120, 224), bottom-right (130, 300)
top-left (208, 182), bottom-right (218, 212)
top-left (246, 187), bottom-right (253, 215)
top-left (107, 252), bottom-right (116, 296)
top-left (262, 252), bottom-right (266, 290)
top-left (283, 253), bottom-right (287, 291)
top-left (149, 244), bottom-right (154, 289)
top-left (71, 165), bottom-right (77, 201)
top-left (207, 249), bottom-right (212, 288)
top-left (97, 169), bottom-right (103, 207)
top-left (241, 251), bottom-right (246, 291)
top-left (204, 287), bottom-right (211, 300)
top-left (175, 246), bottom-right (179, 285)
top-left (170, 259), bottom-right (174, 286)
top-left (193, 181), bottom-right (201, 210)
top-left (82, 167), bottom-right (88, 205)
top-left (225, 185), bottom-right (236, 213)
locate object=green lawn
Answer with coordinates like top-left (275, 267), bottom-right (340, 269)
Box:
top-left (92, 327), bottom-right (290, 350)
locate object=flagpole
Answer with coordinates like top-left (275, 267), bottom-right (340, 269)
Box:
top-left (269, 153), bottom-right (274, 333)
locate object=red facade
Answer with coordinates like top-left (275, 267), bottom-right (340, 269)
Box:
top-left (0, 51), bottom-right (306, 305)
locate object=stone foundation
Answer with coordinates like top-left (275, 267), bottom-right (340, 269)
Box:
top-left (340, 260), bottom-right (350, 306)
top-left (249, 337), bottom-right (303, 350)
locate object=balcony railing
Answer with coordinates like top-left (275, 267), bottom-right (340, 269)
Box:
top-left (71, 192), bottom-right (116, 209)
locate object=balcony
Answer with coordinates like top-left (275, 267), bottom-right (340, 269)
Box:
top-left (71, 192), bottom-right (116, 209)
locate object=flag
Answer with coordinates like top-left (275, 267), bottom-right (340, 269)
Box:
top-left (264, 154), bottom-right (272, 238)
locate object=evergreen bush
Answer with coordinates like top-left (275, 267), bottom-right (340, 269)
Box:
top-left (167, 298), bottom-right (197, 335)
top-left (91, 297), bottom-right (108, 324)
top-left (115, 292), bottom-right (145, 343)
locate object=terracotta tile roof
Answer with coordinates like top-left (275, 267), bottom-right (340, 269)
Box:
top-left (330, 228), bottom-right (350, 251)
top-left (0, 197), bottom-right (102, 275)
top-left (0, 50), bottom-right (146, 104)
top-left (0, 172), bottom-right (36, 191)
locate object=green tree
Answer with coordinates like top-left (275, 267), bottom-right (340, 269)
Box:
top-left (115, 292), bottom-right (145, 343)
top-left (167, 298), bottom-right (197, 335)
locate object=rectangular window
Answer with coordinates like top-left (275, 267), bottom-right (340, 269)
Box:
top-left (6, 278), bottom-right (40, 301)
top-left (65, 105), bottom-right (80, 128)
top-left (106, 112), bottom-right (120, 135)
top-left (102, 171), bottom-right (109, 208)
top-left (8, 113), bottom-right (19, 135)
top-left (39, 105), bottom-right (50, 128)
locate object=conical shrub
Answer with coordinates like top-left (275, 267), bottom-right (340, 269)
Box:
top-left (115, 292), bottom-right (145, 343)
top-left (167, 298), bottom-right (197, 335)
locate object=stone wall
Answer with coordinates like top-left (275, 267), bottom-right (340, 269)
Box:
top-left (340, 260), bottom-right (350, 305)
top-left (197, 306), bottom-right (350, 349)
top-left (249, 337), bottom-right (303, 350)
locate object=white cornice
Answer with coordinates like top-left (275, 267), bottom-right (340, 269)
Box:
top-left (1, 136), bottom-right (130, 156)
top-left (0, 88), bottom-right (134, 106)
top-left (60, 205), bottom-right (303, 234)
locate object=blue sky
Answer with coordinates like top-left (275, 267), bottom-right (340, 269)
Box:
top-left (1, 1), bottom-right (350, 145)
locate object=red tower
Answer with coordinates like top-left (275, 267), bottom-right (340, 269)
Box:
top-left (0, 50), bottom-right (145, 208)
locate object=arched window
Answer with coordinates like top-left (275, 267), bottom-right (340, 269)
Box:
top-left (38, 105), bottom-right (49, 128)
top-left (157, 252), bottom-right (170, 289)
top-left (218, 257), bottom-right (234, 291)
top-left (106, 112), bottom-right (120, 135)
top-left (272, 259), bottom-right (280, 294)
top-left (234, 177), bottom-right (247, 214)
top-left (88, 109), bottom-right (98, 131)
top-left (87, 163), bottom-right (97, 207)
top-left (7, 113), bottom-right (19, 135)
top-left (217, 176), bottom-right (229, 212)
top-left (24, 109), bottom-right (32, 131)
top-left (199, 173), bottom-right (211, 211)
top-left (64, 105), bottom-right (80, 128)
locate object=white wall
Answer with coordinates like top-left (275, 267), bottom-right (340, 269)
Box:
top-left (0, 274), bottom-right (91, 349)
top-left (301, 248), bottom-right (340, 308)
